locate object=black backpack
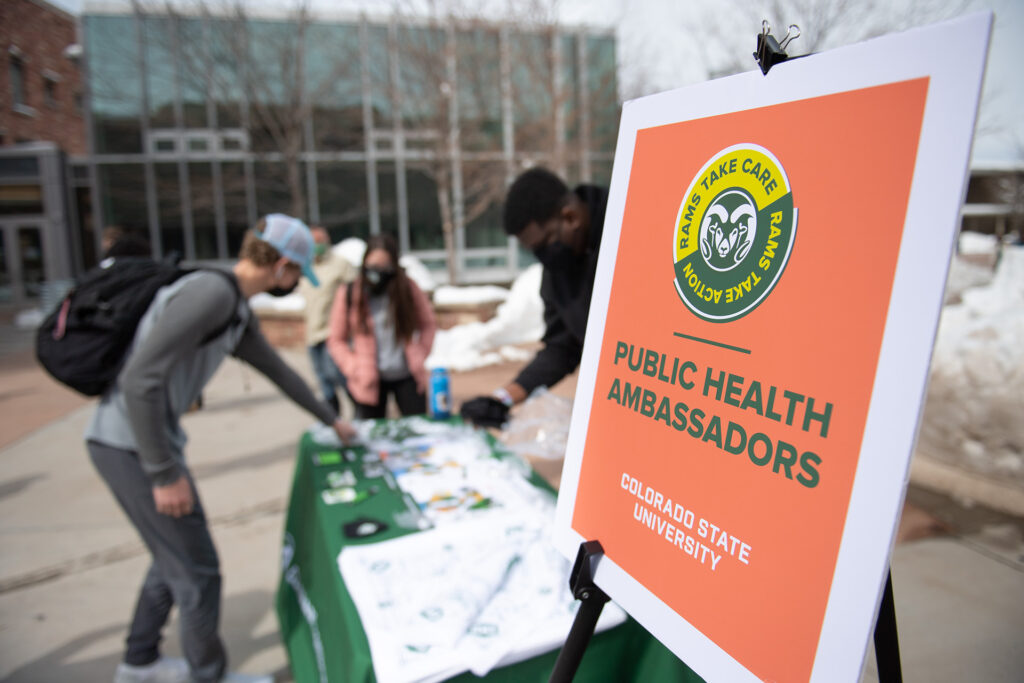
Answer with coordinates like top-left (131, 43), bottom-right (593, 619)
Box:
top-left (35, 257), bottom-right (240, 396)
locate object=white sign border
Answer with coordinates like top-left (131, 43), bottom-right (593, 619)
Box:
top-left (554, 12), bottom-right (992, 683)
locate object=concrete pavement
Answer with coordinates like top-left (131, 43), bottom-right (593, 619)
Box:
top-left (0, 323), bottom-right (1022, 682)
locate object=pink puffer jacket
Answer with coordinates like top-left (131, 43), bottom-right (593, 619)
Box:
top-left (326, 279), bottom-right (436, 405)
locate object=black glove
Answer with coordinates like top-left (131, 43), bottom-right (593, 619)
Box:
top-left (460, 396), bottom-right (510, 428)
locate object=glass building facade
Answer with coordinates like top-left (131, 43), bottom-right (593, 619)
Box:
top-left (77, 6), bottom-right (619, 283)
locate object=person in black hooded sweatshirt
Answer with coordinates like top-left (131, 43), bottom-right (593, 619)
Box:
top-left (460, 167), bottom-right (607, 427)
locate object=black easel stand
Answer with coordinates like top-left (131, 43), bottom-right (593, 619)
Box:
top-left (874, 570), bottom-right (903, 682)
top-left (548, 541), bottom-right (610, 683)
top-left (549, 541), bottom-right (903, 683)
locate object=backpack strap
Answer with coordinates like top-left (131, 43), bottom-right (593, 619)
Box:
top-left (343, 282), bottom-right (354, 343)
top-left (196, 269), bottom-right (243, 345)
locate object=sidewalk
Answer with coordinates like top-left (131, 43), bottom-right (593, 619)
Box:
top-left (0, 325), bottom-right (1021, 682)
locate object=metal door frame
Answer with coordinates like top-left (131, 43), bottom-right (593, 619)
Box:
top-left (0, 217), bottom-right (49, 306)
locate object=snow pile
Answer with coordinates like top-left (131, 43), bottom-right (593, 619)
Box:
top-left (400, 255), bottom-right (437, 294)
top-left (944, 253), bottom-right (995, 304)
top-left (427, 265), bottom-right (544, 371)
top-left (959, 230), bottom-right (999, 255)
top-left (917, 244), bottom-right (1024, 485)
top-left (249, 291), bottom-right (306, 313)
top-left (433, 285), bottom-right (509, 307)
top-left (334, 237), bottom-right (367, 268)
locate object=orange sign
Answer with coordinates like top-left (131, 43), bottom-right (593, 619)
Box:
top-left (571, 78), bottom-right (928, 683)
top-left (555, 16), bottom-right (993, 679)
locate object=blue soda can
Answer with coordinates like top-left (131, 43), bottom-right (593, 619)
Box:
top-left (429, 367), bottom-right (451, 419)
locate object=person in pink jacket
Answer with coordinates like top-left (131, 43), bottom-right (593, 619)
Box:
top-left (327, 234), bottom-right (436, 418)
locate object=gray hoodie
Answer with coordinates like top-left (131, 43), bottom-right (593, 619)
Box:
top-left (86, 270), bottom-right (335, 485)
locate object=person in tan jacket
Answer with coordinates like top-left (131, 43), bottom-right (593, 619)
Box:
top-left (327, 234), bottom-right (436, 418)
top-left (298, 226), bottom-right (358, 414)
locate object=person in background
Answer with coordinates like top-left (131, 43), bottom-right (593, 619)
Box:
top-left (459, 167), bottom-right (607, 427)
top-left (85, 214), bottom-right (356, 683)
top-left (327, 233), bottom-right (436, 419)
top-left (102, 225), bottom-right (152, 258)
top-left (298, 226), bottom-right (358, 414)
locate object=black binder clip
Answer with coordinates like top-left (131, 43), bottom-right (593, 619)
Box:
top-left (754, 21), bottom-right (800, 75)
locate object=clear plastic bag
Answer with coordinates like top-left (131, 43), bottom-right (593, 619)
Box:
top-left (502, 387), bottom-right (572, 460)
top-left (500, 388), bottom-right (573, 488)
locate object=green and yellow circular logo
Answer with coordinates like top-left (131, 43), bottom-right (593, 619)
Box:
top-left (672, 144), bottom-right (797, 322)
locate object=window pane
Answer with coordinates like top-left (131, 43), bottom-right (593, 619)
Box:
top-left (244, 19), bottom-right (301, 152)
top-left (457, 28), bottom-right (502, 152)
top-left (396, 25), bottom-right (443, 132)
top-left (463, 161), bottom-right (507, 248)
top-left (223, 162), bottom-right (248, 256)
top-left (591, 160), bottom-right (613, 188)
top-left (0, 233), bottom-right (9, 302)
top-left (178, 19), bottom-right (209, 129)
top-left (207, 21), bottom-right (243, 130)
top-left (317, 162), bottom-right (370, 240)
top-left (0, 156), bottom-right (40, 176)
top-left (565, 160), bottom-right (582, 187)
top-left (510, 31), bottom-right (552, 153)
top-left (17, 228), bottom-right (45, 299)
top-left (308, 23), bottom-right (364, 151)
top-left (587, 35), bottom-right (619, 153)
top-left (144, 17), bottom-right (177, 129)
top-left (376, 162), bottom-right (398, 236)
top-left (562, 35), bottom-right (581, 147)
top-left (254, 161), bottom-right (303, 218)
top-left (189, 163), bottom-right (217, 259)
top-left (75, 185), bottom-right (98, 268)
top-left (464, 254), bottom-right (508, 269)
top-left (518, 244), bottom-right (537, 268)
top-left (10, 57), bottom-right (26, 106)
top-left (98, 164), bottom-right (147, 235)
top-left (155, 163), bottom-right (184, 258)
top-left (366, 25), bottom-right (392, 129)
top-left (0, 185), bottom-right (44, 215)
top-left (44, 79), bottom-right (57, 108)
top-left (86, 16), bottom-right (143, 153)
top-left (405, 167), bottom-right (443, 251)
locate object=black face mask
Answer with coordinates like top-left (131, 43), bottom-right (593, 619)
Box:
top-left (267, 281), bottom-right (298, 297)
top-left (365, 267), bottom-right (395, 295)
top-left (533, 240), bottom-right (577, 271)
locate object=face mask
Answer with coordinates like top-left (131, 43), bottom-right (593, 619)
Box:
top-left (267, 281), bottom-right (298, 297)
top-left (268, 265), bottom-right (299, 297)
top-left (365, 267), bottom-right (395, 295)
top-left (533, 240), bottom-right (577, 271)
top-left (313, 243), bottom-right (328, 258)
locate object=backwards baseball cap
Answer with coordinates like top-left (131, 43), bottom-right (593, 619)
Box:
top-left (255, 214), bottom-right (320, 287)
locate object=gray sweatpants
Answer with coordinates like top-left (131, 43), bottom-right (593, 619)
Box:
top-left (88, 440), bottom-right (227, 683)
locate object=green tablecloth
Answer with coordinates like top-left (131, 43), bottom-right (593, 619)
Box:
top-left (275, 420), bottom-right (703, 683)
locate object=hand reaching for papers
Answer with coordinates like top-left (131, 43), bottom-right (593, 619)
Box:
top-left (333, 417), bottom-right (358, 444)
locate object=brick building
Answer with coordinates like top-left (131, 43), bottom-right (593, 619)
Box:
top-left (1, 0), bottom-right (85, 155)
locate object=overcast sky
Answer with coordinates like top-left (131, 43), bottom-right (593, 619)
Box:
top-left (56, 0), bottom-right (1023, 163)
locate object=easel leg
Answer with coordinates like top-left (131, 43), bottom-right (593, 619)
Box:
top-left (873, 569), bottom-right (902, 683)
top-left (549, 541), bottom-right (610, 683)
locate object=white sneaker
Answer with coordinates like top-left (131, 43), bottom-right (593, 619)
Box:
top-left (220, 672), bottom-right (273, 683)
top-left (114, 656), bottom-right (190, 683)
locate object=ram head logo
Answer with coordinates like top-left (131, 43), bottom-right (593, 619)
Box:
top-left (699, 190), bottom-right (757, 272)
